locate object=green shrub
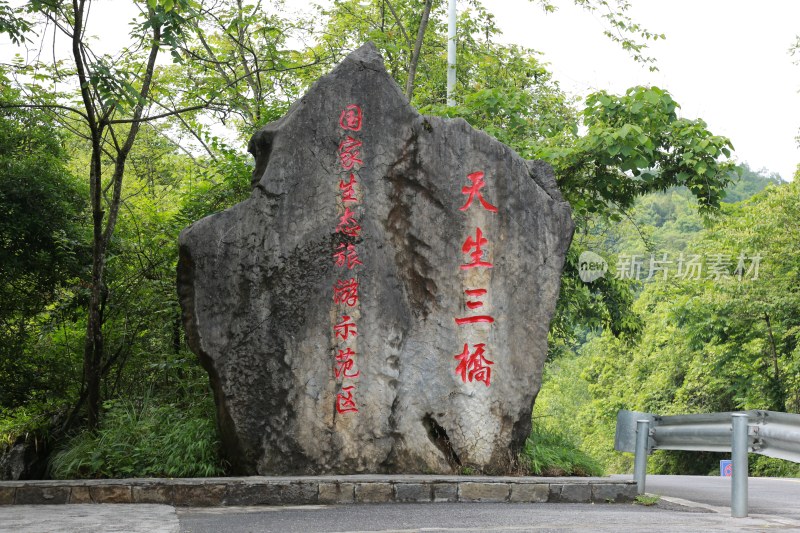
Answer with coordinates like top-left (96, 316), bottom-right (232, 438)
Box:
top-left (649, 450), bottom-right (728, 476)
top-left (750, 455), bottom-right (800, 478)
top-left (1, 406), bottom-right (50, 449)
top-left (520, 422), bottom-right (604, 477)
top-left (49, 394), bottom-right (224, 479)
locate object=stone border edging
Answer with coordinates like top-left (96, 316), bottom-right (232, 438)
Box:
top-left (0, 475), bottom-right (635, 506)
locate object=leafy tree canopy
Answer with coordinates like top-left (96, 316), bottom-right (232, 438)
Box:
top-left (0, 70), bottom-right (87, 408)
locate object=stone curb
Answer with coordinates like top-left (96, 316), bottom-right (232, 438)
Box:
top-left (0, 476), bottom-right (636, 506)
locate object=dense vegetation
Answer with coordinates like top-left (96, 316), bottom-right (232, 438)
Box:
top-left (535, 166), bottom-right (800, 476)
top-left (0, 0), bottom-right (796, 478)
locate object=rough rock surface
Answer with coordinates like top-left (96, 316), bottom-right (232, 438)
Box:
top-left (0, 438), bottom-right (48, 480)
top-left (177, 43), bottom-right (574, 475)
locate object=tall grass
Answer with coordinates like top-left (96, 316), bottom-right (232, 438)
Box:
top-left (519, 422), bottom-right (604, 477)
top-left (49, 393), bottom-right (224, 479)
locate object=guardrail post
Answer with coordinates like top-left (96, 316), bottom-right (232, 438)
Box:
top-left (731, 413), bottom-right (749, 518)
top-left (634, 419), bottom-right (650, 494)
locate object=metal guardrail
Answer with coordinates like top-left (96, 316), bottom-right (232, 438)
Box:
top-left (615, 409), bottom-right (800, 518)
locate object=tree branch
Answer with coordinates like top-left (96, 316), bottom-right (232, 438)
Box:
top-left (71, 0), bottom-right (98, 134)
top-left (107, 57), bottom-right (323, 126)
top-left (106, 103), bottom-right (208, 124)
top-left (382, 0), bottom-right (412, 49)
top-left (102, 9), bottom-right (162, 248)
top-left (405, 0), bottom-right (433, 99)
top-left (0, 102), bottom-right (89, 121)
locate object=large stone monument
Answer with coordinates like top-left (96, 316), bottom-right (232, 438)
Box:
top-left (178, 43), bottom-right (574, 475)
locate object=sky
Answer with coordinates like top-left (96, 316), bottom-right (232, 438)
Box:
top-left (2, 0), bottom-right (798, 180)
top-left (490, 0), bottom-right (800, 181)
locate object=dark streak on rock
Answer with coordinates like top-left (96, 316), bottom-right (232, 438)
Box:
top-left (385, 131), bottom-right (441, 319)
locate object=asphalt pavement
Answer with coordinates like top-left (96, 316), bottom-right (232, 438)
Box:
top-left (0, 504), bottom-right (179, 533)
top-left (640, 474), bottom-right (800, 522)
top-left (175, 501), bottom-right (795, 532)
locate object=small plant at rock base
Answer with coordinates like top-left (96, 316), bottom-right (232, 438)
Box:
top-left (634, 494), bottom-right (660, 506)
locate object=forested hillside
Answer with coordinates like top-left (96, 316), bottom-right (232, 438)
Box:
top-left (535, 166), bottom-right (800, 476)
top-left (1, 0), bottom-right (796, 479)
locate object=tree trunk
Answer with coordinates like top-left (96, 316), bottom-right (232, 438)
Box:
top-left (405, 0), bottom-right (433, 100)
top-left (70, 0), bottom-right (105, 430)
top-left (83, 141), bottom-right (105, 429)
top-left (763, 312), bottom-right (786, 412)
top-left (72, 0), bottom-right (163, 428)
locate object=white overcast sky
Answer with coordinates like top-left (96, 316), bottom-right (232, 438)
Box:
top-left (490, 0), bottom-right (800, 181)
top-left (2, 0), bottom-right (798, 180)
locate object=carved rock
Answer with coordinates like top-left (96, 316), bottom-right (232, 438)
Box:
top-left (178, 42), bottom-right (574, 474)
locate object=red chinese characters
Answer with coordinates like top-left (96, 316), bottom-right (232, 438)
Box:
top-left (455, 288), bottom-right (494, 324)
top-left (338, 136), bottom-right (363, 170)
top-left (333, 278), bottom-right (359, 307)
top-left (454, 343), bottom-right (494, 386)
top-left (464, 288), bottom-right (487, 309)
top-left (461, 227), bottom-right (493, 270)
top-left (453, 171), bottom-right (498, 387)
top-left (334, 315), bottom-right (358, 342)
top-left (459, 171), bottom-right (497, 213)
top-left (334, 348), bottom-right (360, 379)
top-left (332, 104), bottom-right (366, 415)
top-left (333, 243), bottom-right (363, 270)
top-left (339, 174), bottom-right (358, 203)
top-left (336, 207), bottom-right (362, 238)
top-left (336, 385), bottom-right (359, 414)
top-left (454, 315), bottom-right (495, 325)
top-left (339, 104), bottom-right (362, 132)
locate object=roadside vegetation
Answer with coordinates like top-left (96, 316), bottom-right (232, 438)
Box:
top-left (535, 169), bottom-right (800, 476)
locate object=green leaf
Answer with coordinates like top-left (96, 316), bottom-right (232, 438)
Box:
top-left (694, 161), bottom-right (708, 175)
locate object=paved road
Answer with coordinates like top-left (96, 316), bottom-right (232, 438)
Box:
top-left (1, 500), bottom-right (791, 533)
top-left (0, 504), bottom-right (178, 533)
top-left (175, 502), bottom-right (790, 532)
top-left (640, 474), bottom-right (800, 522)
